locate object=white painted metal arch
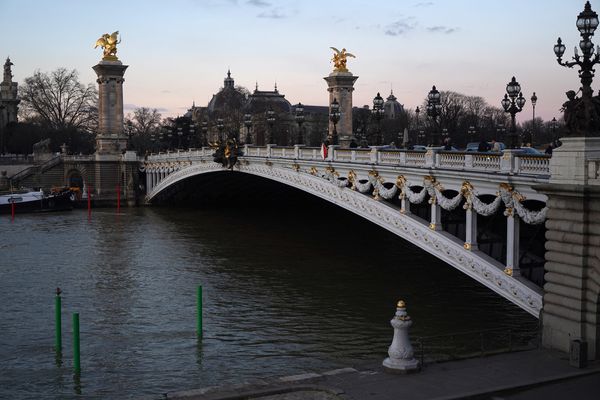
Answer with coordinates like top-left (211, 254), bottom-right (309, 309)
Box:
top-left (146, 159), bottom-right (543, 317)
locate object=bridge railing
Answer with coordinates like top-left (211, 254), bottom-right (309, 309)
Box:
top-left (147, 145), bottom-right (551, 176)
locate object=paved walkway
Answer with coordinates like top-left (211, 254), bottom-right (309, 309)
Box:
top-left (163, 349), bottom-right (599, 400)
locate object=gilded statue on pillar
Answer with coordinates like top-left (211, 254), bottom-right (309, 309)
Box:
top-left (330, 47), bottom-right (355, 73)
top-left (94, 31), bottom-right (121, 61)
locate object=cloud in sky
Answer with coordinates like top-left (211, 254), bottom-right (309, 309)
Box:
top-left (384, 17), bottom-right (417, 36)
top-left (427, 25), bottom-right (459, 34)
top-left (414, 1), bottom-right (434, 6)
top-left (257, 8), bottom-right (287, 18)
top-left (247, 0), bottom-right (270, 7)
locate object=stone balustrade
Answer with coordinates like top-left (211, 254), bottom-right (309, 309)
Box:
top-left (149, 145), bottom-right (549, 177)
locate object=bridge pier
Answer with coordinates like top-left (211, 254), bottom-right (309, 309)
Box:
top-left (538, 137), bottom-right (600, 362)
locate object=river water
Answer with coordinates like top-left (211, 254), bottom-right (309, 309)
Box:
top-left (1, 196), bottom-right (536, 399)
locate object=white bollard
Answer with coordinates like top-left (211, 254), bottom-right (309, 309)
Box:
top-left (383, 300), bottom-right (420, 373)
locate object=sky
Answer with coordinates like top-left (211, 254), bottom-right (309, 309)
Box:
top-left (0, 0), bottom-right (593, 122)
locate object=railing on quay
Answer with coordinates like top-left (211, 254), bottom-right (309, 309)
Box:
top-left (414, 327), bottom-right (540, 367)
top-left (148, 145), bottom-right (551, 176)
top-left (0, 154), bottom-right (34, 164)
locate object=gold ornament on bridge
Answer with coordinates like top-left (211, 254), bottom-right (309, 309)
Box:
top-left (330, 47), bottom-right (355, 72)
top-left (94, 31), bottom-right (121, 61)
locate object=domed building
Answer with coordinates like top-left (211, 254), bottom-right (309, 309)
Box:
top-left (187, 70), bottom-right (328, 146)
top-left (383, 90), bottom-right (404, 119)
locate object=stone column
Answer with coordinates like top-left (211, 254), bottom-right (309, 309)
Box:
top-left (92, 60), bottom-right (128, 156)
top-left (464, 206), bottom-right (478, 251)
top-left (505, 209), bottom-right (520, 276)
top-left (430, 198), bottom-right (442, 231)
top-left (537, 136), bottom-right (600, 362)
top-left (324, 72), bottom-right (358, 148)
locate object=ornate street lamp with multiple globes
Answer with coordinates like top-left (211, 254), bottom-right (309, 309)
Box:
top-left (216, 118), bottom-right (225, 142)
top-left (467, 125), bottom-right (477, 143)
top-left (266, 108), bottom-right (276, 144)
top-left (531, 92), bottom-right (538, 144)
top-left (329, 98), bottom-right (341, 145)
top-left (554, 1), bottom-right (600, 135)
top-left (501, 77), bottom-right (526, 149)
top-left (426, 85), bottom-right (442, 146)
top-left (201, 120), bottom-right (208, 147)
top-left (294, 103), bottom-right (305, 145)
top-left (243, 113), bottom-right (252, 144)
top-left (372, 92), bottom-right (385, 145)
top-left (414, 106), bottom-right (421, 145)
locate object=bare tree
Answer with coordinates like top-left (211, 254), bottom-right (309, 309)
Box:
top-left (19, 68), bottom-right (98, 132)
top-left (125, 107), bottom-right (162, 136)
top-left (124, 107), bottom-right (163, 153)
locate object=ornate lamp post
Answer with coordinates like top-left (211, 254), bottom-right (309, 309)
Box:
top-left (216, 118), bottom-right (225, 142)
top-left (158, 128), bottom-right (164, 151)
top-left (501, 77), bottom-right (526, 149)
top-left (414, 106), bottom-right (421, 145)
top-left (441, 128), bottom-right (449, 146)
top-left (329, 98), bottom-right (341, 145)
top-left (554, 1), bottom-right (600, 135)
top-left (177, 126), bottom-right (183, 149)
top-left (294, 103), bottom-right (305, 145)
top-left (266, 108), bottom-right (276, 144)
top-left (372, 92), bottom-right (385, 145)
top-left (189, 123), bottom-right (196, 148)
top-left (531, 92), bottom-right (538, 145)
top-left (418, 130), bottom-right (426, 145)
top-left (467, 125), bottom-right (477, 143)
top-left (201, 120), bottom-right (208, 147)
top-left (496, 123), bottom-right (506, 145)
top-left (244, 113), bottom-right (252, 144)
top-left (167, 126), bottom-right (173, 150)
top-left (426, 85), bottom-right (442, 146)
top-left (551, 117), bottom-right (558, 140)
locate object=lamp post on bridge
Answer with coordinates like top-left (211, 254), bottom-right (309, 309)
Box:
top-left (553, 1), bottom-right (600, 136)
top-left (244, 113), bottom-right (252, 145)
top-left (329, 98), bottom-right (341, 145)
top-left (426, 86), bottom-right (442, 146)
top-left (501, 77), bottom-right (526, 149)
top-left (415, 106), bottom-right (421, 145)
top-left (531, 92), bottom-right (538, 145)
top-left (294, 103), bottom-right (305, 145)
top-left (372, 92), bottom-right (385, 145)
top-left (551, 117), bottom-right (558, 141)
top-left (266, 108), bottom-right (276, 145)
top-left (216, 118), bottom-right (225, 142)
top-left (468, 125), bottom-right (477, 143)
top-left (200, 120), bottom-right (208, 147)
top-left (496, 124), bottom-right (506, 141)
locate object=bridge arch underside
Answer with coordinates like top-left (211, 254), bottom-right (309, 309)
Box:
top-left (147, 164), bottom-right (543, 317)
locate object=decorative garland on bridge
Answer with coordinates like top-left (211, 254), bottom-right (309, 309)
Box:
top-left (336, 169), bottom-right (547, 225)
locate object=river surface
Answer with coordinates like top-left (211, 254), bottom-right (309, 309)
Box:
top-left (0, 200), bottom-right (536, 399)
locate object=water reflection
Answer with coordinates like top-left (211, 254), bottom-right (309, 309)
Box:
top-left (0, 199), bottom-right (536, 399)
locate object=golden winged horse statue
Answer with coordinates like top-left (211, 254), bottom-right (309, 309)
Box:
top-left (330, 47), bottom-right (355, 72)
top-left (95, 31), bottom-right (121, 61)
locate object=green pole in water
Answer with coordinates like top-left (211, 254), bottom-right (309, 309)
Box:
top-left (73, 313), bottom-right (81, 374)
top-left (197, 285), bottom-right (203, 338)
top-left (55, 288), bottom-right (62, 353)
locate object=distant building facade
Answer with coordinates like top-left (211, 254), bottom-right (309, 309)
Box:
top-left (177, 71), bottom-right (406, 148)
